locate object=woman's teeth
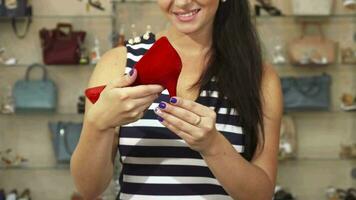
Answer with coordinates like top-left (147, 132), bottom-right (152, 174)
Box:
top-left (176, 9), bottom-right (200, 17)
top-left (178, 9), bottom-right (199, 17)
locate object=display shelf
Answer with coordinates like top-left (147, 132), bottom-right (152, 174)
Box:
top-left (0, 113), bottom-right (84, 117)
top-left (0, 15), bottom-right (113, 21)
top-left (1, 158), bottom-right (354, 171)
top-left (0, 64), bottom-right (96, 68)
top-left (274, 63), bottom-right (356, 68)
top-left (0, 1), bottom-right (354, 199)
top-left (273, 64), bottom-right (356, 73)
top-left (2, 63), bottom-right (355, 69)
top-left (112, 0), bottom-right (155, 3)
top-left (279, 157), bottom-right (356, 162)
top-left (0, 164), bottom-right (70, 170)
top-left (254, 14), bottom-right (356, 19)
top-left (284, 110), bottom-right (356, 115)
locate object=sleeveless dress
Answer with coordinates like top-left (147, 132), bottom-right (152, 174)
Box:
top-left (117, 33), bottom-right (245, 200)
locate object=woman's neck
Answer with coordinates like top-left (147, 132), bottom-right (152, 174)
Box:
top-left (163, 25), bottom-right (213, 57)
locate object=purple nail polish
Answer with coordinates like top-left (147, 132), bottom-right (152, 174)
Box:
top-left (129, 69), bottom-right (134, 76)
top-left (157, 116), bottom-right (164, 122)
top-left (159, 102), bottom-right (166, 109)
top-left (170, 97), bottom-right (177, 104)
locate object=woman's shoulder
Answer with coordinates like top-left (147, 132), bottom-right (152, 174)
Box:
top-left (261, 62), bottom-right (283, 114)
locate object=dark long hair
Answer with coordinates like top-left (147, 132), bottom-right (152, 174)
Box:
top-left (198, 0), bottom-right (264, 161)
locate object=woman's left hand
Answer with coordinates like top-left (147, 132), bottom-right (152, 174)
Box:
top-left (154, 96), bottom-right (220, 156)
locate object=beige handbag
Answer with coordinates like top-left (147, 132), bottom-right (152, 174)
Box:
top-left (279, 115), bottom-right (297, 160)
top-left (288, 22), bottom-right (338, 67)
top-left (292, 0), bottom-right (334, 16)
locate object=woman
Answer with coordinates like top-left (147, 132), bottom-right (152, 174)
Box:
top-left (70, 0), bottom-right (283, 199)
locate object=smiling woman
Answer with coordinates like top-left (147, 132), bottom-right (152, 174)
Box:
top-left (70, 0), bottom-right (282, 200)
top-left (158, 0), bottom-right (219, 34)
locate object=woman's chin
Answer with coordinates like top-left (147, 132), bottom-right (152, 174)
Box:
top-left (171, 23), bottom-right (202, 35)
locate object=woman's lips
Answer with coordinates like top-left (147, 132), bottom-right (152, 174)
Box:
top-left (173, 9), bottom-right (201, 22)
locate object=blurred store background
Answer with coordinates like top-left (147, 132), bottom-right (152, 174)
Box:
top-left (0, 0), bottom-right (355, 199)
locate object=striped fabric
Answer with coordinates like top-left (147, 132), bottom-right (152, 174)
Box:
top-left (117, 33), bottom-right (245, 200)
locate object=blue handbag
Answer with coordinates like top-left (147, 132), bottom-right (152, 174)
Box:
top-left (48, 121), bottom-right (83, 163)
top-left (13, 64), bottom-right (57, 113)
top-left (0, 0), bottom-right (5, 16)
top-left (281, 73), bottom-right (331, 111)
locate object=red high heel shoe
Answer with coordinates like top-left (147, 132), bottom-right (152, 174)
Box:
top-left (85, 36), bottom-right (182, 104)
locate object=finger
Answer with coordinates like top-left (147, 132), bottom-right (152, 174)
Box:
top-left (157, 101), bottom-right (202, 126)
top-left (107, 68), bottom-right (137, 89)
top-left (169, 96), bottom-right (212, 117)
top-left (154, 107), bottom-right (199, 134)
top-left (158, 117), bottom-right (195, 142)
top-left (132, 94), bottom-right (159, 107)
top-left (120, 84), bottom-right (165, 99)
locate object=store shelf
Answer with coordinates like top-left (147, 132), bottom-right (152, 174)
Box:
top-left (279, 157), bottom-right (356, 162)
top-left (0, 64), bottom-right (95, 68)
top-left (112, 0), bottom-right (156, 3)
top-left (0, 113), bottom-right (84, 117)
top-left (0, 15), bottom-right (113, 21)
top-left (284, 110), bottom-right (356, 115)
top-left (254, 14), bottom-right (356, 19)
top-left (0, 164), bottom-right (70, 171)
top-left (0, 113), bottom-right (84, 122)
top-left (274, 63), bottom-right (356, 73)
top-left (274, 63), bottom-right (356, 68)
top-left (1, 158), bottom-right (354, 171)
top-left (1, 158), bottom-right (355, 170)
top-left (2, 63), bottom-right (355, 71)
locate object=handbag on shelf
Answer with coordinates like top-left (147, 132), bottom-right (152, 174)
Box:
top-left (39, 23), bottom-right (86, 65)
top-left (0, 0), bottom-right (5, 16)
top-left (281, 73), bottom-right (332, 111)
top-left (343, 0), bottom-right (356, 9)
top-left (2, 0), bottom-right (33, 39)
top-left (12, 63), bottom-right (57, 113)
top-left (4, 0), bottom-right (32, 17)
top-left (48, 121), bottom-right (83, 163)
top-left (292, 0), bottom-right (334, 16)
top-left (288, 22), bottom-right (338, 67)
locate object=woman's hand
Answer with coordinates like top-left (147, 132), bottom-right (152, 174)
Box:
top-left (154, 96), bottom-right (220, 156)
top-left (87, 69), bottom-right (164, 132)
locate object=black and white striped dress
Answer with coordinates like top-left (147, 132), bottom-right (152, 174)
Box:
top-left (117, 33), bottom-right (245, 200)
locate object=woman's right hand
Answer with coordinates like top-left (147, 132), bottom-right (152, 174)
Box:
top-left (86, 68), bottom-right (164, 132)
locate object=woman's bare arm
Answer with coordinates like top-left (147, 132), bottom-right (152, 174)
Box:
top-left (70, 46), bottom-right (127, 199)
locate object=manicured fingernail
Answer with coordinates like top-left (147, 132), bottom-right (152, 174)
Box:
top-left (157, 116), bottom-right (164, 122)
top-left (170, 97), bottom-right (177, 104)
top-left (159, 102), bottom-right (166, 109)
top-left (129, 69), bottom-right (134, 76)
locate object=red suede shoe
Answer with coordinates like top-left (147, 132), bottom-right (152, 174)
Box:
top-left (85, 36), bottom-right (182, 104)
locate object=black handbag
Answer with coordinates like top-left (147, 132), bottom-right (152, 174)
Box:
top-left (281, 73), bottom-right (332, 111)
top-left (2, 0), bottom-right (32, 39)
top-left (4, 0), bottom-right (32, 17)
